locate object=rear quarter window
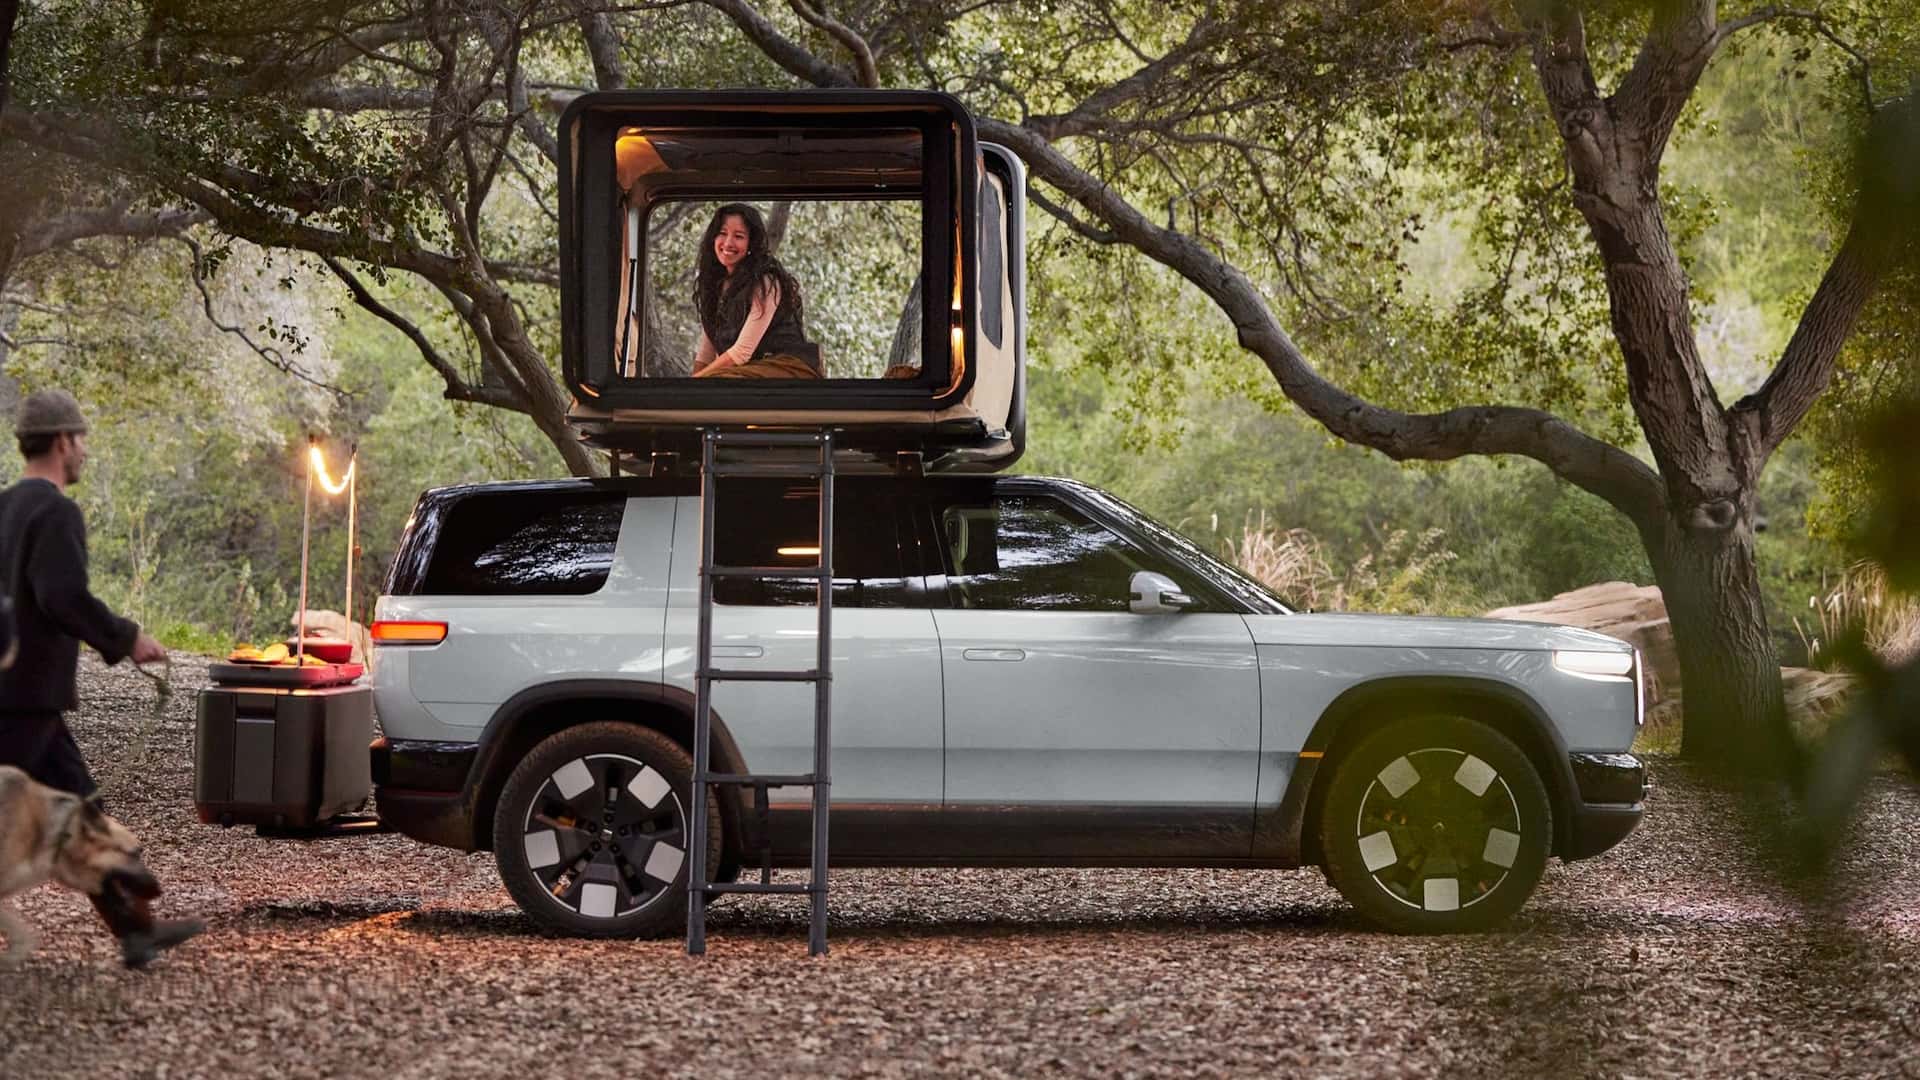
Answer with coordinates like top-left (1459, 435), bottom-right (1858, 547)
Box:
top-left (408, 490), bottom-right (626, 596)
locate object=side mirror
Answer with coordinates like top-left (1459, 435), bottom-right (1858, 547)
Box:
top-left (1129, 571), bottom-right (1195, 614)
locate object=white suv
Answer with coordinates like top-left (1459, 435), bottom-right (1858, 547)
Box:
top-left (369, 473), bottom-right (1646, 937)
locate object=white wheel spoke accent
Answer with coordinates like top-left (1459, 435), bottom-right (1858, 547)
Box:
top-left (1359, 830), bottom-right (1398, 873)
top-left (627, 766), bottom-right (671, 810)
top-left (644, 842), bottom-right (686, 884)
top-left (552, 759), bottom-right (595, 800)
top-left (579, 883), bottom-right (618, 919)
top-left (1378, 756), bottom-right (1420, 799)
top-left (1483, 827), bottom-right (1521, 870)
top-left (524, 830), bottom-right (561, 871)
top-left (1422, 878), bottom-right (1460, 912)
top-left (1453, 754), bottom-right (1497, 798)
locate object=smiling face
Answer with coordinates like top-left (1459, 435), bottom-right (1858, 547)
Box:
top-left (712, 214), bottom-right (750, 273)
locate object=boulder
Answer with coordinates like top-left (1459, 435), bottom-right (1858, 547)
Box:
top-left (1486, 582), bottom-right (1679, 706)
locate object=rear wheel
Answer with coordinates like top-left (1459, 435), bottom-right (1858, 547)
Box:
top-left (493, 722), bottom-right (721, 938)
top-left (1318, 714), bottom-right (1551, 933)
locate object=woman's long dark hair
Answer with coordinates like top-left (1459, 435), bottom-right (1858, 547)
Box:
top-left (693, 203), bottom-right (804, 338)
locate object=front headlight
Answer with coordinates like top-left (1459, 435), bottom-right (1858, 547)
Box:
top-left (1553, 649), bottom-right (1635, 680)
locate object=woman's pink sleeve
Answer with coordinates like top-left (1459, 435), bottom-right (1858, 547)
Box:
top-left (694, 328), bottom-right (717, 369)
top-left (718, 279), bottom-right (781, 366)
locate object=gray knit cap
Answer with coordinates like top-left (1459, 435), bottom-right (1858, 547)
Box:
top-left (14, 389), bottom-right (90, 436)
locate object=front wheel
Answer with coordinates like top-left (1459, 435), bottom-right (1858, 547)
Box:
top-left (493, 722), bottom-right (721, 938)
top-left (1317, 714), bottom-right (1552, 933)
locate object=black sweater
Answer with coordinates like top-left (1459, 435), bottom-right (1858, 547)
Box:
top-left (0, 478), bottom-right (139, 711)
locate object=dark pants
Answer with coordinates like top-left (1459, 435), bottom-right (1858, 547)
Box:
top-left (0, 709), bottom-right (98, 798)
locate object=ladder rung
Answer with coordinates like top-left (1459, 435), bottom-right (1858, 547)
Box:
top-left (700, 773), bottom-right (818, 786)
top-left (703, 882), bottom-right (818, 896)
top-left (708, 431), bottom-right (828, 447)
top-left (709, 463), bottom-right (827, 478)
top-left (698, 668), bottom-right (827, 683)
top-left (705, 565), bottom-right (831, 579)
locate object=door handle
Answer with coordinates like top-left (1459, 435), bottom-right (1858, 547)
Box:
top-left (710, 645), bottom-right (765, 659)
top-left (962, 648), bottom-right (1026, 662)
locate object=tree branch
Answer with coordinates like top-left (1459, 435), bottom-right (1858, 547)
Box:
top-left (1026, 16), bottom-right (1233, 140)
top-left (1733, 223), bottom-right (1891, 458)
top-left (575, 2), bottom-right (628, 90)
top-left (14, 205), bottom-right (209, 260)
top-left (321, 254), bottom-right (523, 411)
top-left (1714, 6), bottom-right (1879, 114)
top-left (1527, 3), bottom-right (1610, 183)
top-left (176, 236), bottom-right (351, 401)
top-left (1613, 0), bottom-right (1720, 158)
top-left (3, 109), bottom-right (474, 287)
top-left (700, 0), bottom-right (857, 87)
top-left (785, 0), bottom-right (879, 88)
top-left (1025, 182), bottom-right (1119, 244)
top-left (980, 115), bottom-right (1666, 525)
top-left (701, 0), bottom-right (1666, 523)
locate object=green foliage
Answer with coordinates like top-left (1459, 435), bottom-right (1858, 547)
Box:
top-left (3, 238), bottom-right (557, 651)
top-left (0, 0), bottom-right (1905, 672)
top-left (1020, 364), bottom-right (1657, 616)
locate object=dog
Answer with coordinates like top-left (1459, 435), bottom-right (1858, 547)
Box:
top-left (0, 764), bottom-right (162, 967)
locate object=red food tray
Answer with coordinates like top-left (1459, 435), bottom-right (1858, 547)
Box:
top-left (209, 661), bottom-right (365, 688)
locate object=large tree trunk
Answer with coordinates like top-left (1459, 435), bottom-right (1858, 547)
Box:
top-left (1646, 512), bottom-right (1799, 777)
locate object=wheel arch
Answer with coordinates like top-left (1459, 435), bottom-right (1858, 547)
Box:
top-left (462, 680), bottom-right (750, 864)
top-left (1264, 675), bottom-right (1579, 865)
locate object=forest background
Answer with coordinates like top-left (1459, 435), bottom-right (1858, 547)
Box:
top-left (0, 3), bottom-right (1905, 729)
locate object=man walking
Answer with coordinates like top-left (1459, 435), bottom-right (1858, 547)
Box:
top-left (0, 389), bottom-right (203, 967)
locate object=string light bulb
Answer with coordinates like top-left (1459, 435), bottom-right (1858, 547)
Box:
top-left (310, 445), bottom-right (355, 495)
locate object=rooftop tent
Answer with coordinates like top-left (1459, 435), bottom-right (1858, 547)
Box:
top-left (558, 90), bottom-right (1025, 470)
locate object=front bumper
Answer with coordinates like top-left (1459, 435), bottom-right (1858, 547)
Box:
top-left (1563, 752), bottom-right (1649, 860)
top-left (371, 738), bottom-right (480, 851)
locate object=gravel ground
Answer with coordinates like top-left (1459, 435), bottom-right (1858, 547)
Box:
top-left (3, 653), bottom-right (1918, 1079)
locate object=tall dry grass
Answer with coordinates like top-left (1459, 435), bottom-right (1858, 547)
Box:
top-left (1794, 561), bottom-right (1920, 669)
top-left (1227, 512), bottom-right (1463, 614)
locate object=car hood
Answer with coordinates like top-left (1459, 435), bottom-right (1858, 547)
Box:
top-left (1241, 612), bottom-right (1632, 653)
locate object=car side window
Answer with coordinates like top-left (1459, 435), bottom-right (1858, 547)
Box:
top-left (938, 494), bottom-right (1179, 612)
top-left (713, 480), bottom-right (914, 608)
top-left (421, 491), bottom-right (624, 595)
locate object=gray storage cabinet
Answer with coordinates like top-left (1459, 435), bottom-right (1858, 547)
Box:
top-left (194, 685), bottom-right (374, 828)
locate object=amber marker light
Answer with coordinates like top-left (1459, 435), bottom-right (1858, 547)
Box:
top-left (777, 546), bottom-right (821, 558)
top-left (371, 621), bottom-right (449, 645)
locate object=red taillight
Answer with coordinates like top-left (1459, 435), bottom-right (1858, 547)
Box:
top-left (371, 620), bottom-right (448, 645)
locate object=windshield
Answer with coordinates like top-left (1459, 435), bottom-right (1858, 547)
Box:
top-left (1067, 483), bottom-right (1292, 615)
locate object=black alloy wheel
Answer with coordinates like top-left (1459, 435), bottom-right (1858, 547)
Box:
top-left (494, 722), bottom-right (720, 938)
top-left (1318, 714), bottom-right (1552, 933)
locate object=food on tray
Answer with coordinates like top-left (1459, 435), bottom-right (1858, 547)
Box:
top-left (228, 642), bottom-right (291, 664)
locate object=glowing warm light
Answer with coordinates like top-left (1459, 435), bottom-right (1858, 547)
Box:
top-left (309, 445), bottom-right (356, 495)
top-left (777, 546), bottom-right (821, 558)
top-left (371, 621), bottom-right (448, 645)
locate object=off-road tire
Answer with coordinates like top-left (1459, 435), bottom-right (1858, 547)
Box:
top-left (493, 722), bottom-right (722, 938)
top-left (1318, 714), bottom-right (1551, 933)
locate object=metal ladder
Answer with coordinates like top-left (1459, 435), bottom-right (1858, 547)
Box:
top-left (687, 428), bottom-right (834, 957)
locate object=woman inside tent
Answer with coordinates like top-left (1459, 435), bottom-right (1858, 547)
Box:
top-left (690, 204), bottom-right (823, 379)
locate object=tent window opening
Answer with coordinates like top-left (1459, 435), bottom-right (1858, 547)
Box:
top-left (618, 196), bottom-right (924, 382)
top-left (602, 122), bottom-right (949, 389)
